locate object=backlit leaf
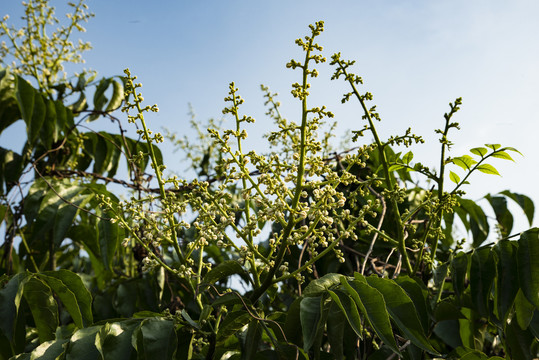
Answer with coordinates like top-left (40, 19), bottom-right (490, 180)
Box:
top-left (470, 147), bottom-right (487, 157)
top-left (476, 164), bottom-right (500, 176)
top-left (449, 171), bottom-right (460, 184)
top-left (490, 151), bottom-right (514, 161)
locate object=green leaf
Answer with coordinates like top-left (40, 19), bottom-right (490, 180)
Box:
top-left (303, 273), bottom-right (342, 296)
top-left (485, 144), bottom-right (501, 151)
top-left (476, 164), bottom-right (500, 176)
top-left (503, 146), bottom-right (522, 155)
top-left (500, 191), bottom-right (535, 226)
top-left (493, 241), bottom-right (519, 322)
top-left (505, 319), bottom-right (536, 360)
top-left (394, 276), bottom-right (430, 333)
top-left (90, 78), bottom-right (112, 121)
top-left (0, 69), bottom-right (22, 136)
top-left (0, 273), bottom-right (29, 340)
top-left (449, 171), bottom-right (460, 184)
top-left (203, 260), bottom-right (249, 286)
top-left (451, 253), bottom-right (469, 300)
top-left (366, 276), bottom-right (439, 355)
top-left (514, 289), bottom-right (535, 330)
top-left (95, 208), bottom-right (120, 271)
top-left (490, 151), bottom-right (514, 161)
top-left (470, 247), bottom-right (496, 317)
top-left (517, 228), bottom-right (539, 308)
top-left (15, 75), bottom-right (38, 144)
top-left (95, 321), bottom-right (138, 359)
top-left (241, 320), bottom-right (262, 360)
top-left (327, 290), bottom-right (362, 338)
top-left (388, 164), bottom-right (404, 172)
top-left (299, 296), bottom-right (321, 351)
top-left (402, 151), bottom-right (413, 165)
top-left (139, 318), bottom-right (177, 360)
top-left (63, 326), bottom-right (101, 360)
top-left (105, 79), bottom-right (124, 112)
top-left (342, 278), bottom-right (401, 356)
top-left (39, 269), bottom-right (93, 327)
top-left (470, 147), bottom-right (487, 157)
top-left (485, 195), bottom-right (513, 236)
top-left (326, 299), bottom-right (346, 360)
top-left (217, 310), bottom-right (251, 342)
top-left (451, 155), bottom-right (477, 170)
top-left (458, 198), bottom-right (489, 248)
top-left (23, 277), bottom-right (58, 342)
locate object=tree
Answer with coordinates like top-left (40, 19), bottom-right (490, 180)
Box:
top-left (0, 1), bottom-right (537, 359)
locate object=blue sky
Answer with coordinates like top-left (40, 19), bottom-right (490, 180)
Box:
top-left (2, 0), bottom-right (539, 232)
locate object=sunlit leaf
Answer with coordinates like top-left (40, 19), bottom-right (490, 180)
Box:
top-left (470, 147), bottom-right (487, 157)
top-left (402, 151), bottom-right (413, 165)
top-left (476, 164), bottom-right (500, 176)
top-left (485, 144), bottom-right (501, 151)
top-left (490, 151), bottom-right (514, 161)
top-left (451, 155), bottom-right (477, 170)
top-left (449, 171), bottom-right (460, 184)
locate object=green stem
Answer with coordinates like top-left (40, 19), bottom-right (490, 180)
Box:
top-left (126, 74), bottom-right (186, 265)
top-left (250, 35), bottom-right (314, 302)
top-left (337, 62), bottom-right (412, 274)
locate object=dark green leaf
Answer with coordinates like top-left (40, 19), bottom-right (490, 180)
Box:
top-left (326, 300), bottom-right (345, 360)
top-left (485, 195), bottom-right (513, 236)
top-left (501, 191), bottom-right (535, 226)
top-left (394, 276), bottom-right (430, 332)
top-left (342, 278), bottom-right (400, 356)
top-left (241, 320), bottom-right (262, 360)
top-left (451, 253), bottom-right (469, 300)
top-left (0, 273), bottom-right (29, 340)
top-left (95, 320), bottom-right (139, 359)
top-left (23, 277), bottom-right (58, 342)
top-left (139, 318), bottom-right (177, 360)
top-left (39, 269), bottom-right (93, 327)
top-left (217, 310), bottom-right (251, 342)
top-left (300, 296), bottom-right (322, 350)
top-left (517, 228), bottom-right (539, 308)
top-left (470, 248), bottom-right (496, 317)
top-left (505, 319), bottom-right (537, 360)
top-left (514, 289), bottom-right (535, 330)
top-left (64, 326), bottom-right (101, 360)
top-left (493, 240), bottom-right (519, 322)
top-left (366, 276), bottom-right (439, 355)
top-left (458, 198), bottom-right (489, 248)
top-left (303, 273), bottom-right (342, 296)
top-left (203, 260), bottom-right (249, 286)
top-left (327, 290), bottom-right (362, 338)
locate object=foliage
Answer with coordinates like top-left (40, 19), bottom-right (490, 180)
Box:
top-left (0, 1), bottom-right (538, 359)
